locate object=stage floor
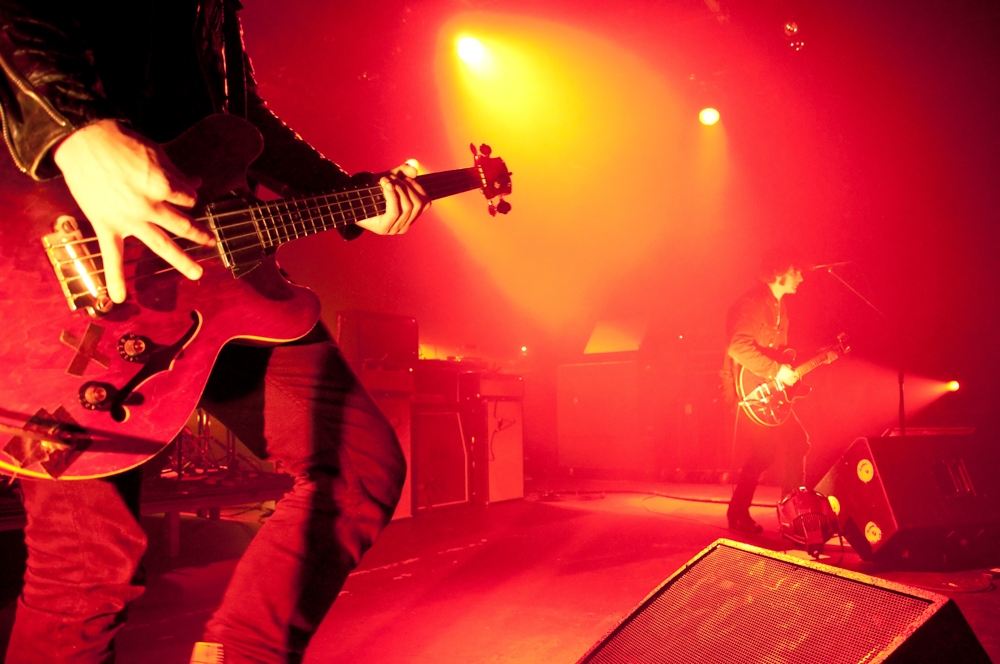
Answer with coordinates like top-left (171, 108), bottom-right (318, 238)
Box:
top-left (2, 478), bottom-right (998, 662)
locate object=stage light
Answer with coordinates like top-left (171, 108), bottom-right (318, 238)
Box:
top-left (457, 37), bottom-right (485, 64)
top-left (699, 108), bottom-right (720, 125)
top-left (947, 380), bottom-right (960, 392)
top-left (783, 21), bottom-right (799, 37)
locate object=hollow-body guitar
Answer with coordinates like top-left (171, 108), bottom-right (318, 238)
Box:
top-left (735, 334), bottom-right (849, 426)
top-left (0, 114), bottom-right (511, 480)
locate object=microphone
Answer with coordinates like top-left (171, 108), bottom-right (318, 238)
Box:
top-left (808, 260), bottom-right (852, 271)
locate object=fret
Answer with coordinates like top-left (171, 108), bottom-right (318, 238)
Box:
top-left (348, 189), bottom-right (366, 224)
top-left (247, 204), bottom-right (268, 249)
top-left (259, 202), bottom-right (277, 248)
top-left (326, 193), bottom-right (346, 229)
top-left (290, 198), bottom-right (306, 239)
top-left (301, 197), bottom-right (315, 237)
top-left (277, 200), bottom-right (293, 243)
top-left (319, 194), bottom-right (340, 230)
top-left (260, 201), bottom-right (278, 246)
top-left (306, 196), bottom-right (321, 236)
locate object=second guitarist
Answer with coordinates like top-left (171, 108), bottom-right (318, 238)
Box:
top-left (721, 252), bottom-right (809, 535)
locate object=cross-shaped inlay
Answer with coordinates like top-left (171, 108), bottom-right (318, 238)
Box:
top-left (61, 323), bottom-right (111, 376)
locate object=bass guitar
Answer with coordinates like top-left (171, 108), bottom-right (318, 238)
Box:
top-left (0, 114), bottom-right (512, 480)
top-left (736, 333), bottom-right (850, 426)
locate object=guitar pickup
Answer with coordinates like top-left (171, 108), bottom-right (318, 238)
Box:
top-left (42, 216), bottom-right (113, 315)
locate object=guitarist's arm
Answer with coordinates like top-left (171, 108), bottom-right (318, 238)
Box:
top-left (726, 295), bottom-right (799, 386)
top-left (241, 51), bottom-right (429, 238)
top-left (0, 1), bottom-right (213, 303)
top-left (0, 1), bottom-right (123, 180)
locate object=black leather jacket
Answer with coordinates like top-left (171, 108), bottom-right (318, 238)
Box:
top-left (0, 0), bottom-right (356, 221)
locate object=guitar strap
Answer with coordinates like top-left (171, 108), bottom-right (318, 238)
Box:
top-left (223, 0), bottom-right (247, 119)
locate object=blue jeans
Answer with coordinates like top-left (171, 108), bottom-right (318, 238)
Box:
top-left (6, 327), bottom-right (406, 663)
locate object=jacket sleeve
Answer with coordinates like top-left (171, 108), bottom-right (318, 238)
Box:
top-left (242, 52), bottom-right (364, 240)
top-left (0, 1), bottom-right (123, 179)
top-left (726, 297), bottom-right (781, 379)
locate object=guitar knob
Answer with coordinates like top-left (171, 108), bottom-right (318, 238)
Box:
top-left (79, 382), bottom-right (115, 410)
top-left (118, 334), bottom-right (150, 361)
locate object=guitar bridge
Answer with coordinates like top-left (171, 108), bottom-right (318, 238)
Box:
top-left (42, 216), bottom-right (113, 316)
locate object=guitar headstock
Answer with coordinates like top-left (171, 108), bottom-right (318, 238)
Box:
top-left (821, 333), bottom-right (851, 364)
top-left (471, 143), bottom-right (512, 216)
top-left (835, 332), bottom-right (851, 356)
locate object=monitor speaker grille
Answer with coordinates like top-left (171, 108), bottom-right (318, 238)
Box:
top-left (586, 545), bottom-right (932, 664)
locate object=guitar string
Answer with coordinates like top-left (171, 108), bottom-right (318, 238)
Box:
top-left (50, 171), bottom-right (481, 260)
top-left (50, 176), bottom-right (479, 280)
top-left (51, 173), bottom-right (486, 286)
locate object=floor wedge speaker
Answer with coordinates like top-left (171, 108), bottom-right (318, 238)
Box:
top-left (814, 435), bottom-right (1000, 564)
top-left (578, 539), bottom-right (990, 664)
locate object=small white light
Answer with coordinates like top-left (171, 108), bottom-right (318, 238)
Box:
top-left (699, 108), bottom-right (720, 125)
top-left (458, 37), bottom-right (485, 64)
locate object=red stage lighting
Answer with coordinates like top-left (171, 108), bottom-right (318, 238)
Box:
top-left (699, 108), bottom-right (720, 125)
top-left (946, 380), bottom-right (960, 392)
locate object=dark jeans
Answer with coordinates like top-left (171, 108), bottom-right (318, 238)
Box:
top-left (6, 327), bottom-right (406, 663)
top-left (727, 409), bottom-right (808, 518)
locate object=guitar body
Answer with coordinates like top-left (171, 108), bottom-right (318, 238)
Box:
top-left (0, 116), bottom-right (321, 479)
top-left (735, 357), bottom-right (811, 427)
top-left (734, 335), bottom-right (849, 427)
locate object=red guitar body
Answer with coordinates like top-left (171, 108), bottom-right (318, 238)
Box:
top-left (0, 116), bottom-right (320, 479)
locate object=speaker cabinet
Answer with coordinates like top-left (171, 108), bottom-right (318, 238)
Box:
top-left (412, 409), bottom-right (469, 510)
top-left (578, 539), bottom-right (990, 664)
top-left (465, 399), bottom-right (524, 505)
top-left (373, 396), bottom-right (412, 521)
top-left (814, 435), bottom-right (1000, 563)
top-left (336, 310), bottom-right (418, 370)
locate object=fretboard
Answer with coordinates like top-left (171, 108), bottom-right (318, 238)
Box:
top-left (794, 351), bottom-right (834, 378)
top-left (207, 167), bottom-right (483, 275)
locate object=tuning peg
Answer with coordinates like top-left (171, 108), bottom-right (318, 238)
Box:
top-left (469, 143), bottom-right (478, 157)
top-left (479, 144), bottom-right (492, 157)
top-left (495, 199), bottom-right (511, 214)
top-left (488, 203), bottom-right (497, 216)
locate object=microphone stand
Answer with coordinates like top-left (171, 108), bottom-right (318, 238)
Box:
top-left (821, 266), bottom-right (905, 436)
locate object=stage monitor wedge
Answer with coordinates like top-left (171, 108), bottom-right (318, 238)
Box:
top-left (578, 539), bottom-right (991, 664)
top-left (815, 434), bottom-right (1000, 564)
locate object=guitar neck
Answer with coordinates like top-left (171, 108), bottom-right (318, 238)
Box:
top-left (794, 352), bottom-right (833, 378)
top-left (207, 167), bottom-right (482, 274)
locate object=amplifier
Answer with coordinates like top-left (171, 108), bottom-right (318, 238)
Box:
top-left (460, 372), bottom-right (524, 401)
top-left (336, 310), bottom-right (417, 371)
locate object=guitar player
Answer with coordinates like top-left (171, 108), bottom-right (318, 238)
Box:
top-left (720, 251), bottom-right (809, 535)
top-left (0, 2), bottom-right (429, 662)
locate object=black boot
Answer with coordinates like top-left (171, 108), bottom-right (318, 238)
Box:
top-left (726, 509), bottom-right (764, 534)
top-left (728, 470), bottom-right (763, 534)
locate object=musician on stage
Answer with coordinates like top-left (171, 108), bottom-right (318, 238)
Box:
top-left (0, 2), bottom-right (429, 662)
top-left (721, 252), bottom-right (809, 535)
